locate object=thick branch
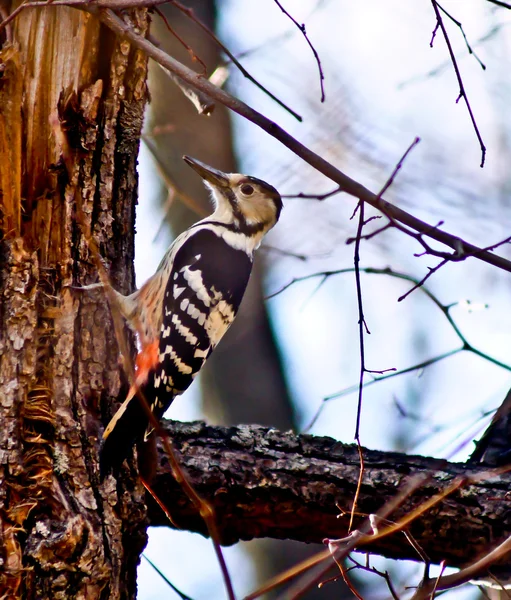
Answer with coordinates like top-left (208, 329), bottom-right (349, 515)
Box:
top-left (150, 421), bottom-right (511, 577)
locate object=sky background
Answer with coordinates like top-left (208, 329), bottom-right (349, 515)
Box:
top-left (135, 1), bottom-right (511, 598)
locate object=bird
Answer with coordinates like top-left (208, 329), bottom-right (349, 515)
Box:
top-left (100, 155), bottom-right (283, 476)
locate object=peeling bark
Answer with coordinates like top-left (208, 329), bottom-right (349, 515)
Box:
top-left (0, 9), bottom-right (150, 599)
top-left (150, 421), bottom-right (511, 579)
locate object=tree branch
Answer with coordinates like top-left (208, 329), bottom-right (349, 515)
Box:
top-left (149, 420), bottom-right (511, 581)
top-left (90, 8), bottom-right (511, 276)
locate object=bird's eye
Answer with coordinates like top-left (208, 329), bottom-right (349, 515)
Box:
top-left (240, 183), bottom-right (254, 196)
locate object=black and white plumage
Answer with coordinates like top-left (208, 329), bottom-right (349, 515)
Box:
top-left (100, 156), bottom-right (282, 475)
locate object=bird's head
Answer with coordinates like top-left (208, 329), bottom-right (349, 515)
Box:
top-left (183, 155), bottom-right (282, 237)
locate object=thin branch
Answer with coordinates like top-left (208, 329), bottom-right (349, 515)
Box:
top-left (260, 245), bottom-right (308, 261)
top-left (324, 348), bottom-right (463, 402)
top-left (272, 0), bottom-right (326, 102)
top-left (142, 136), bottom-right (207, 218)
top-left (157, 438), bottom-right (236, 600)
top-left (347, 135), bottom-right (421, 529)
top-left (436, 2), bottom-right (486, 70)
top-left (401, 18), bottom-right (507, 91)
top-left (90, 9), bottom-right (511, 275)
top-left (430, 560), bottom-right (447, 600)
top-left (430, 0), bottom-right (487, 167)
top-left (141, 476), bottom-right (179, 529)
top-left (268, 266), bottom-right (511, 432)
top-left (411, 534), bottom-right (511, 600)
top-left (345, 555), bottom-right (401, 600)
top-left (268, 266), bottom-right (511, 374)
top-left (349, 201), bottom-right (368, 531)
top-left (221, 0), bottom-right (326, 68)
top-left (281, 186), bottom-right (342, 200)
top-left (379, 137), bottom-right (421, 197)
top-left (0, 0), bottom-right (30, 32)
top-left (170, 0), bottom-right (302, 121)
top-left (0, 5), bottom-right (12, 41)
top-left (142, 555), bottom-right (194, 600)
top-left (270, 473), bottom-right (464, 599)
top-left (304, 347), bottom-right (464, 433)
top-left (353, 201), bottom-right (369, 442)
top-left (155, 6), bottom-right (207, 74)
top-left (336, 560), bottom-right (365, 600)
top-left (0, 0), bottom-right (171, 29)
top-left (486, 0), bottom-right (511, 8)
top-left (397, 258), bottom-right (448, 301)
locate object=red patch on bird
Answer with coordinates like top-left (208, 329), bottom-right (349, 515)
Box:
top-left (134, 340), bottom-right (159, 386)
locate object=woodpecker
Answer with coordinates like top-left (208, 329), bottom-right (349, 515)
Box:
top-left (100, 155), bottom-right (283, 475)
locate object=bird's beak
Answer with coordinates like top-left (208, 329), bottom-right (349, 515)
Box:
top-left (183, 156), bottom-right (229, 188)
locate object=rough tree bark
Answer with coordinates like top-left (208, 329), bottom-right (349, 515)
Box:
top-left (150, 421), bottom-right (511, 581)
top-left (0, 9), bottom-right (149, 599)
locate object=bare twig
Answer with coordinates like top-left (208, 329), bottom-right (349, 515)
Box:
top-left (336, 559), bottom-right (365, 600)
top-left (268, 266), bottom-right (511, 432)
top-left (429, 560), bottom-right (447, 600)
top-left (140, 476), bottom-right (179, 529)
top-left (155, 6), bottom-right (207, 73)
top-left (399, 233), bottom-right (511, 300)
top-left (0, 0), bottom-right (172, 31)
top-left (158, 435), bottom-right (236, 600)
top-left (486, 0), bottom-right (511, 8)
top-left (142, 554), bottom-right (194, 600)
top-left (353, 201), bottom-right (369, 441)
top-left (392, 15), bottom-right (508, 91)
top-left (142, 136), bottom-right (207, 218)
top-left (379, 137), bottom-right (421, 197)
top-left (282, 186), bottom-right (342, 200)
top-left (0, 5), bottom-right (12, 41)
top-left (344, 555), bottom-right (401, 600)
top-left (430, 0), bottom-right (487, 167)
top-left (269, 266), bottom-right (511, 373)
top-left (397, 258), bottom-right (448, 301)
top-left (171, 0), bottom-right (302, 121)
top-left (260, 245), bottom-right (308, 261)
top-left (349, 200), bottom-right (368, 530)
top-left (272, 0), bottom-right (326, 102)
top-left (411, 534), bottom-right (511, 600)
top-left (436, 2), bottom-right (486, 70)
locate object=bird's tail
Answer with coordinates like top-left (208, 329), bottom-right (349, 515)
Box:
top-left (100, 340), bottom-right (160, 478)
top-left (100, 385), bottom-right (149, 478)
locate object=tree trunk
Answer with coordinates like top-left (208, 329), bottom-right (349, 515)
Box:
top-left (0, 9), bottom-right (149, 598)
